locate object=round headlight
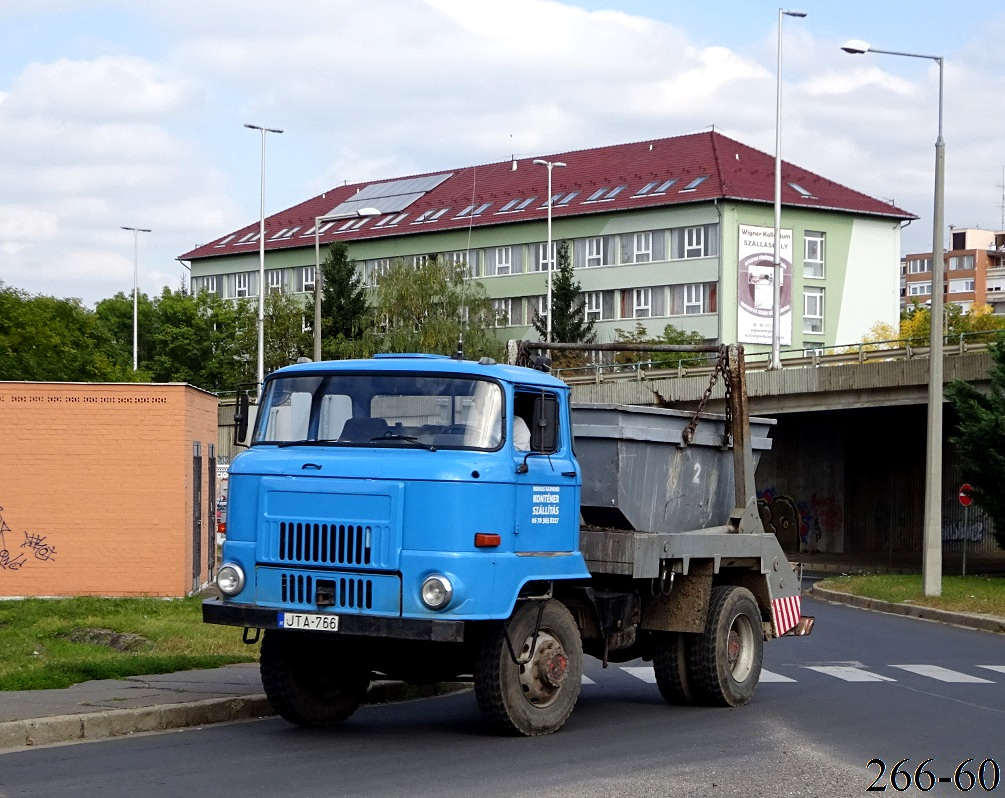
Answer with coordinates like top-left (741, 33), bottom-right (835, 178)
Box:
top-left (420, 575), bottom-right (453, 610)
top-left (217, 563), bottom-right (245, 596)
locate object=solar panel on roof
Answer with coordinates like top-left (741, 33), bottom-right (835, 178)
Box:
top-left (325, 173), bottom-right (452, 218)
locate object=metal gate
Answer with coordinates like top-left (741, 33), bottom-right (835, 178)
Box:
top-left (192, 441), bottom-right (203, 593)
top-left (207, 443), bottom-right (216, 581)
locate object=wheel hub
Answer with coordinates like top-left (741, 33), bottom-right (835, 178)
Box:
top-left (517, 630), bottom-right (567, 707)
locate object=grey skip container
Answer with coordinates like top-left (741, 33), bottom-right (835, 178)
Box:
top-left (571, 403), bottom-right (774, 535)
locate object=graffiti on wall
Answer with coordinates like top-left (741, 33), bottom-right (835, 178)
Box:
top-left (942, 517), bottom-right (987, 544)
top-left (757, 488), bottom-right (844, 552)
top-left (0, 505), bottom-right (57, 572)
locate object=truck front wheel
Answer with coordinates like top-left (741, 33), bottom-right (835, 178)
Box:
top-left (260, 629), bottom-right (370, 727)
top-left (688, 585), bottom-right (763, 707)
top-left (474, 600), bottom-right (583, 736)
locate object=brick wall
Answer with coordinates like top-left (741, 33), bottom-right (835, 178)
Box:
top-left (0, 383), bottom-right (218, 597)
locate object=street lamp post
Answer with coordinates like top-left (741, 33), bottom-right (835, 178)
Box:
top-left (533, 159), bottom-right (567, 343)
top-left (312, 207), bottom-right (381, 362)
top-left (842, 39), bottom-right (945, 596)
top-left (771, 8), bottom-right (807, 370)
top-left (244, 123), bottom-right (284, 390)
top-left (121, 225), bottom-right (151, 371)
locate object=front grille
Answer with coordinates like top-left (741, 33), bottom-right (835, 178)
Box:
top-left (279, 572), bottom-right (374, 610)
top-left (278, 521), bottom-right (372, 566)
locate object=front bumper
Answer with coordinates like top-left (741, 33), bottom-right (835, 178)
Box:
top-left (202, 598), bottom-right (465, 643)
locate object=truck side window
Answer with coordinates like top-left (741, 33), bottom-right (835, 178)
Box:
top-left (515, 390), bottom-right (559, 453)
top-left (531, 393), bottom-right (560, 453)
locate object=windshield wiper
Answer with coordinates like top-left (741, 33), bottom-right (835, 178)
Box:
top-left (370, 433), bottom-right (437, 451)
top-left (276, 438), bottom-right (341, 448)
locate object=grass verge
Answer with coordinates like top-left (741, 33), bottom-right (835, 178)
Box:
top-left (0, 596), bottom-right (257, 691)
top-left (817, 574), bottom-right (1005, 617)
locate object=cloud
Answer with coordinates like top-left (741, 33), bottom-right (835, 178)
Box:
top-left (2, 0), bottom-right (1004, 306)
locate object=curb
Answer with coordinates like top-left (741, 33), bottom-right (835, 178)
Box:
top-left (810, 584), bottom-right (1005, 634)
top-left (0, 680), bottom-right (471, 753)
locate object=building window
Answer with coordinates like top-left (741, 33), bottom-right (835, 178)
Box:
top-left (492, 298), bottom-right (512, 327)
top-left (634, 232), bottom-right (652, 263)
top-left (633, 287), bottom-right (651, 318)
top-left (533, 295), bottom-right (548, 325)
top-left (267, 269), bottom-right (283, 294)
top-left (908, 282), bottom-right (932, 296)
top-left (804, 231), bottom-right (825, 278)
top-left (671, 224), bottom-right (718, 259)
top-left (948, 278), bottom-right (975, 293)
top-left (297, 266), bottom-right (315, 293)
top-left (586, 237), bottom-right (603, 268)
top-left (949, 254), bottom-right (975, 271)
top-left (495, 246), bottom-right (512, 275)
top-left (684, 227), bottom-right (704, 258)
top-left (804, 288), bottom-right (824, 333)
top-left (908, 258), bottom-right (931, 274)
top-left (585, 291), bottom-right (602, 321)
top-left (195, 275), bottom-right (217, 295)
top-left (236, 272), bottom-right (250, 298)
top-left (684, 283), bottom-right (704, 314)
top-left (535, 242), bottom-right (556, 272)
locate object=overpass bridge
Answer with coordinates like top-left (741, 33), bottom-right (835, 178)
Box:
top-left (562, 342), bottom-right (1000, 565)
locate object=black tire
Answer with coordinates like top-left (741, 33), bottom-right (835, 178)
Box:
top-left (652, 631), bottom-right (695, 705)
top-left (474, 600), bottom-right (583, 736)
top-left (687, 586), bottom-right (763, 707)
top-left (260, 629), bottom-right (370, 727)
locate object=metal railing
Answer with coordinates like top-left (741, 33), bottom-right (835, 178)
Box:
top-left (551, 331), bottom-right (999, 386)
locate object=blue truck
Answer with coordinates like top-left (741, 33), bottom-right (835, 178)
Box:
top-left (203, 342), bottom-right (811, 736)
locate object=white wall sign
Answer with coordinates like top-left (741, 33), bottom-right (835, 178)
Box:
top-left (738, 224), bottom-right (792, 345)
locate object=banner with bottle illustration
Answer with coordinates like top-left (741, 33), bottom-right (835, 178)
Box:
top-left (737, 224), bottom-right (792, 345)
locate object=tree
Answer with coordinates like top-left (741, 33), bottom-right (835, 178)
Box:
top-left (365, 256), bottom-right (503, 360)
top-left (532, 241), bottom-right (595, 344)
top-left (263, 290), bottom-right (312, 375)
top-left (0, 283), bottom-right (135, 382)
top-left (610, 322), bottom-right (708, 369)
top-left (94, 291), bottom-right (157, 368)
top-left (945, 333), bottom-right (1005, 549)
top-left (901, 302), bottom-right (1005, 346)
top-left (305, 241), bottom-right (371, 360)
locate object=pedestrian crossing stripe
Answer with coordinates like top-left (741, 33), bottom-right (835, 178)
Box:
top-left (581, 664), bottom-right (1005, 686)
top-left (804, 665), bottom-right (896, 682)
top-left (891, 665), bottom-right (994, 683)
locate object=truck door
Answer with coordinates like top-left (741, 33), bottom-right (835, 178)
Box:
top-left (512, 389), bottom-right (580, 554)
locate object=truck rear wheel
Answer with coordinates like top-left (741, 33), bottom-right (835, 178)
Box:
top-left (652, 631), bottom-right (695, 705)
top-left (260, 629), bottom-right (370, 727)
top-left (688, 585), bottom-right (763, 707)
top-left (474, 600), bottom-right (583, 736)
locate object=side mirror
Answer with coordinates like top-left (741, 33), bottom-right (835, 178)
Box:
top-left (234, 390), bottom-right (250, 446)
top-left (531, 395), bottom-right (559, 453)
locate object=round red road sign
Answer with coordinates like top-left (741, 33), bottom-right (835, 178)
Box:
top-left (959, 483), bottom-right (973, 506)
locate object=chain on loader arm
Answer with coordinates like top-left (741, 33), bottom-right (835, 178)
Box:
top-left (680, 345), bottom-right (729, 448)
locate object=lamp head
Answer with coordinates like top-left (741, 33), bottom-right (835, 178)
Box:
top-left (841, 39), bottom-right (871, 54)
top-left (783, 10), bottom-right (807, 17)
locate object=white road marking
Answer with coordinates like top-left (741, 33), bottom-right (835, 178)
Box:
top-left (804, 665), bottom-right (896, 682)
top-left (622, 666), bottom-right (656, 684)
top-left (581, 675), bottom-right (596, 685)
top-left (977, 665), bottom-right (1005, 676)
top-left (891, 665), bottom-right (994, 683)
top-left (760, 669), bottom-right (796, 682)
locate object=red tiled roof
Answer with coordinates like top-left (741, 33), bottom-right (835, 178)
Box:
top-left (179, 131), bottom-right (915, 261)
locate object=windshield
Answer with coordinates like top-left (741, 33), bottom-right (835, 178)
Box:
top-left (252, 372), bottom-right (504, 451)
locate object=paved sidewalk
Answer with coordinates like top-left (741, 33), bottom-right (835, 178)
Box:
top-left (0, 663), bottom-right (467, 752)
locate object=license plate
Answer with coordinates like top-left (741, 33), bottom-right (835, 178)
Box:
top-left (278, 612), bottom-right (340, 632)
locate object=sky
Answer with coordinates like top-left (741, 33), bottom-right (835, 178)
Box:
top-left (1, 0), bottom-right (1003, 307)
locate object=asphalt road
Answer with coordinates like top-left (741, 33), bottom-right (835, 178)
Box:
top-left (1, 596), bottom-right (1003, 798)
